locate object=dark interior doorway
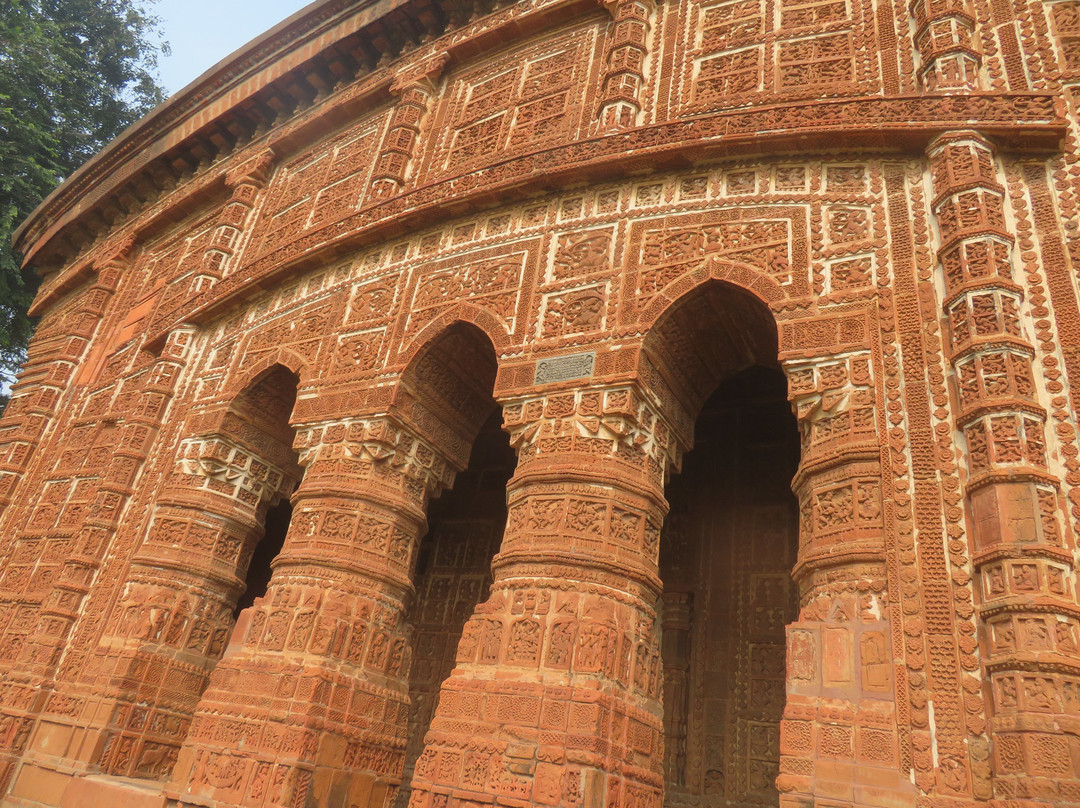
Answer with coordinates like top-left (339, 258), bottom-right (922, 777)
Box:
top-left (661, 364), bottom-right (800, 808)
top-left (396, 408), bottom-right (516, 807)
top-left (234, 498), bottom-right (292, 617)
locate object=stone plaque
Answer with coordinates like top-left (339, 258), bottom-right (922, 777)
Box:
top-left (534, 352), bottom-right (595, 385)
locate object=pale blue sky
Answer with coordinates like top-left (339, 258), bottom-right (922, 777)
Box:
top-left (155, 0), bottom-right (314, 96)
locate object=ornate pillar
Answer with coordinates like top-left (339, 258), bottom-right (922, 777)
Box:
top-left (79, 424), bottom-right (300, 780)
top-left (8, 385), bottom-right (303, 791)
top-left (928, 132), bottom-right (1080, 803)
top-left (407, 383), bottom-right (682, 808)
top-left (595, 0), bottom-right (656, 132)
top-left (168, 415), bottom-right (458, 808)
top-left (368, 54), bottom-right (448, 200)
top-left (778, 352), bottom-right (914, 807)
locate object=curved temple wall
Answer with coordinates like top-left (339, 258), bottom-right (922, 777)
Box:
top-left (1, 0), bottom-right (1080, 807)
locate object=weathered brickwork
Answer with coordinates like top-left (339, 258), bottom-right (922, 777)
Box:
top-left (1, 0), bottom-right (1079, 807)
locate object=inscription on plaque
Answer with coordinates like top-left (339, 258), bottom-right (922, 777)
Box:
top-left (534, 352), bottom-right (596, 385)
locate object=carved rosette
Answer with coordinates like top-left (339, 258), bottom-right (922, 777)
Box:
top-left (929, 131), bottom-right (1080, 802)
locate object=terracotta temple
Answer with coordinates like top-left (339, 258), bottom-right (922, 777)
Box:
top-left (1, 0), bottom-right (1080, 806)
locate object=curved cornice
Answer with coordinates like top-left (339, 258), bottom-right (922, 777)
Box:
top-left (12, 0), bottom-right (418, 262)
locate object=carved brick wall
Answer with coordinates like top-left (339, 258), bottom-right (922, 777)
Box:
top-left (1, 0), bottom-right (1079, 806)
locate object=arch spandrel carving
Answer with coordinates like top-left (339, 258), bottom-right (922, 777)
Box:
top-left (622, 206), bottom-right (812, 322)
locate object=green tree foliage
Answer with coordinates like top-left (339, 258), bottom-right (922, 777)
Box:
top-left (0, 0), bottom-right (169, 398)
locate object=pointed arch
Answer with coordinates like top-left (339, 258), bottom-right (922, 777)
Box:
top-left (639, 272), bottom-right (782, 422)
top-left (397, 320), bottom-right (500, 469)
top-left (397, 302), bottom-right (511, 367)
top-left (636, 258), bottom-right (789, 332)
top-left (223, 346), bottom-right (310, 400)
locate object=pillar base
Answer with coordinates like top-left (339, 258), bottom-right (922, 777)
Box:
top-left (3, 766), bottom-right (168, 808)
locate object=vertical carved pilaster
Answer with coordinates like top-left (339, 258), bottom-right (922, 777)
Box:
top-left (909, 0), bottom-right (983, 90)
top-left (369, 54), bottom-right (448, 200)
top-left (93, 432), bottom-right (300, 779)
top-left (21, 416), bottom-right (304, 785)
top-left (408, 382), bottom-right (683, 808)
top-left (929, 131), bottom-right (1080, 803)
top-left (145, 151), bottom-right (275, 341)
top-left (595, 0), bottom-right (656, 132)
top-left (0, 239), bottom-right (131, 523)
top-left (204, 152), bottom-right (277, 281)
top-left (778, 351), bottom-right (915, 807)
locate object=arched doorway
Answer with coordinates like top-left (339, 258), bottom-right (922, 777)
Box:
top-left (222, 363), bottom-right (302, 619)
top-left (396, 407), bottom-right (516, 805)
top-left (170, 323), bottom-right (510, 806)
top-left (395, 321), bottom-right (512, 805)
top-left (643, 280), bottom-right (800, 807)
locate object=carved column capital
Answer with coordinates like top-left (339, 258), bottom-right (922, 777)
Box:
top-left (501, 382), bottom-right (684, 483)
top-left (175, 433), bottom-right (300, 508)
top-left (293, 414), bottom-right (457, 501)
top-left (784, 351), bottom-right (878, 459)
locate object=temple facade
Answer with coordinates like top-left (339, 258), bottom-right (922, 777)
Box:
top-left (1, 0), bottom-right (1079, 806)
